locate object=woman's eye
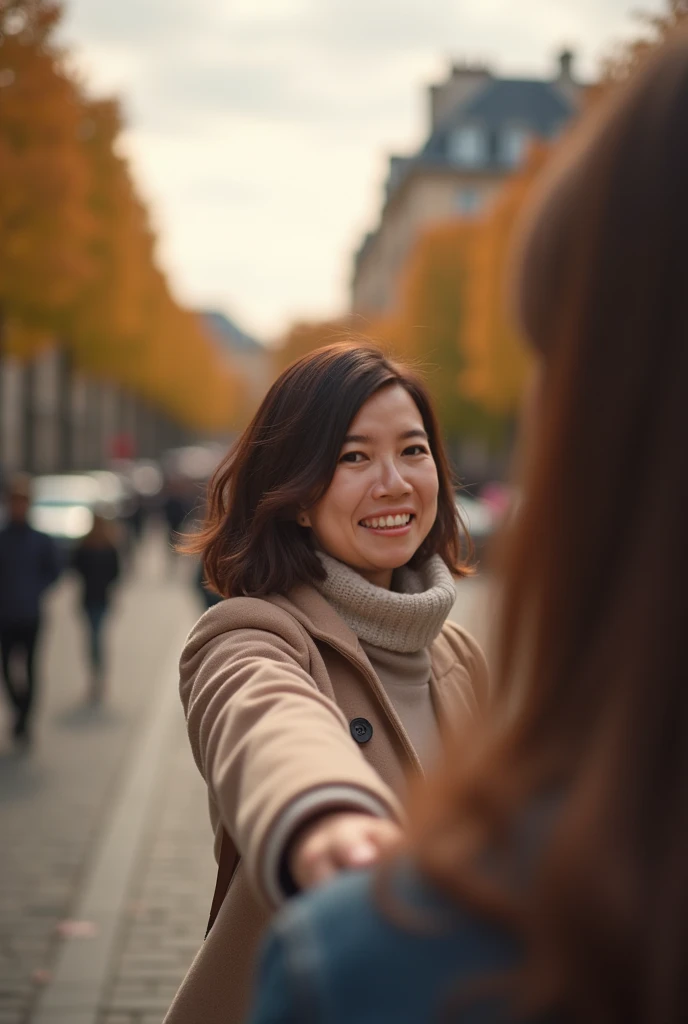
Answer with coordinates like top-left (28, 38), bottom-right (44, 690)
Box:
top-left (403, 445), bottom-right (429, 456)
top-left (339, 451), bottom-right (366, 464)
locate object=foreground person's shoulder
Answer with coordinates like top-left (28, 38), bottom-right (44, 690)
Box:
top-left (249, 862), bottom-right (518, 1024)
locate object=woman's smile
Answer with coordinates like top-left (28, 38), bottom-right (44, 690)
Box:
top-left (358, 511), bottom-right (415, 534)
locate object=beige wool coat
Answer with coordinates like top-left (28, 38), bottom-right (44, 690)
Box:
top-left (163, 581), bottom-right (489, 1024)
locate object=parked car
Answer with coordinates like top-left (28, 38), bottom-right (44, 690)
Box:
top-left (87, 470), bottom-right (137, 521)
top-left (29, 474), bottom-right (104, 551)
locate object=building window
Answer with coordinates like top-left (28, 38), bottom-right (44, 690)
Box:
top-left (500, 127), bottom-right (529, 167)
top-left (455, 187), bottom-right (483, 217)
top-left (448, 125), bottom-right (486, 167)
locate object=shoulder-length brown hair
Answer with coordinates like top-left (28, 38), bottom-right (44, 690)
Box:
top-left (187, 343), bottom-right (468, 597)
top-left (413, 29), bottom-right (688, 1024)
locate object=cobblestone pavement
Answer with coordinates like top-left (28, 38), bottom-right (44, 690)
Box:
top-left (97, 710), bottom-right (214, 1024)
top-left (0, 530), bottom-right (201, 1024)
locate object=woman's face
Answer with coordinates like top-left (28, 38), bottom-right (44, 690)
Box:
top-left (301, 385), bottom-right (439, 588)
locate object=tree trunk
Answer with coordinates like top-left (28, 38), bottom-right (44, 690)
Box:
top-left (57, 347), bottom-right (73, 472)
top-left (22, 359), bottom-right (36, 474)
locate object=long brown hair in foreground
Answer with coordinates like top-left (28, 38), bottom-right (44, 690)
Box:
top-left (186, 343), bottom-right (468, 597)
top-left (412, 31), bottom-right (688, 1024)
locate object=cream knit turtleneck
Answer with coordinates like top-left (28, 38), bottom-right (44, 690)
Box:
top-left (315, 552), bottom-right (456, 768)
top-left (315, 552), bottom-right (456, 654)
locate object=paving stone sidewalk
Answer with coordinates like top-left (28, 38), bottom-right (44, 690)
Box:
top-left (97, 710), bottom-right (214, 1024)
top-left (0, 531), bottom-right (201, 1024)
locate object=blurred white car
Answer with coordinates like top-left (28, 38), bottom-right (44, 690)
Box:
top-left (29, 474), bottom-right (103, 544)
top-left (87, 470), bottom-right (137, 520)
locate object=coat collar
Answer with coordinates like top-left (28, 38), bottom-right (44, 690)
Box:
top-left (269, 583), bottom-right (457, 682)
top-left (268, 584), bottom-right (363, 661)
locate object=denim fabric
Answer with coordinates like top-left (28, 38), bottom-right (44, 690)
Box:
top-left (248, 861), bottom-right (552, 1024)
top-left (0, 619), bottom-right (40, 730)
top-left (0, 523), bottom-right (60, 625)
top-left (84, 603), bottom-right (107, 671)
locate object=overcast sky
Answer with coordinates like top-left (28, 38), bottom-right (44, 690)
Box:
top-left (59, 0), bottom-right (664, 342)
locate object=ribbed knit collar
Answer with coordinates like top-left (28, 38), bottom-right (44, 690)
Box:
top-left (315, 552), bottom-right (455, 654)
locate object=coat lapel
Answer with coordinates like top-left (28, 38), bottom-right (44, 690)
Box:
top-left (270, 586), bottom-right (423, 775)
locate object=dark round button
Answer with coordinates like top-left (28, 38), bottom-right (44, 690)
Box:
top-left (350, 718), bottom-right (373, 744)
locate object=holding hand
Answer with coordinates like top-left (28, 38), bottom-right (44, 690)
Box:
top-left (289, 812), bottom-right (402, 890)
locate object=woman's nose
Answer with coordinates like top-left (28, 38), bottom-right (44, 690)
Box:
top-left (371, 461), bottom-right (412, 498)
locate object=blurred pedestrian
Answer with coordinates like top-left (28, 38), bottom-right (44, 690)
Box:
top-left (247, 31), bottom-right (688, 1024)
top-left (162, 344), bottom-right (488, 1024)
top-left (0, 474), bottom-right (60, 744)
top-left (71, 514), bottom-right (121, 703)
top-left (162, 476), bottom-right (191, 566)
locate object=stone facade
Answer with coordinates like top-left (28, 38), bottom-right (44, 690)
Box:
top-left (352, 51), bottom-right (585, 318)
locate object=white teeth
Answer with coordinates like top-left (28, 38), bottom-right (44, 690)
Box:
top-left (362, 513), bottom-right (412, 529)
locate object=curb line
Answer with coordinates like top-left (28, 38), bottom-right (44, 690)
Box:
top-left (31, 645), bottom-right (183, 1024)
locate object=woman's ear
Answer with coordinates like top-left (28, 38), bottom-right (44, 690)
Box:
top-left (297, 511), bottom-right (311, 528)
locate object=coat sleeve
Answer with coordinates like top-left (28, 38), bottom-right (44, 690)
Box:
top-left (179, 614), bottom-right (403, 908)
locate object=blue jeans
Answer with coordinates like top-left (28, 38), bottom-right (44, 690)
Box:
top-left (0, 619), bottom-right (40, 733)
top-left (84, 603), bottom-right (107, 673)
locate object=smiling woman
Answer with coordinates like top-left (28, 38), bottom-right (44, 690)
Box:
top-left (298, 386), bottom-right (440, 589)
top-left (167, 343), bottom-right (488, 1024)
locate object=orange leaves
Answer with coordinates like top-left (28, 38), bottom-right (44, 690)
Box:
top-left (0, 1), bottom-right (244, 433)
top-left (459, 144), bottom-right (552, 417)
top-left (275, 318), bottom-right (354, 371)
top-left (602, 1), bottom-right (688, 83)
top-left (0, 11), bottom-right (94, 327)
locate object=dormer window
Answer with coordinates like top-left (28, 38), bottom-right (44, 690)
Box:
top-left (448, 125), bottom-right (486, 167)
top-left (500, 127), bottom-right (529, 167)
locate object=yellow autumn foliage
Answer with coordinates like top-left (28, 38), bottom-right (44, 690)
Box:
top-left (0, 0), bottom-right (243, 433)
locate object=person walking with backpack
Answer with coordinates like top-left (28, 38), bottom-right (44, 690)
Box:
top-left (0, 474), bottom-right (60, 744)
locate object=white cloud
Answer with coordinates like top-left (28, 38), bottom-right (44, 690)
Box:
top-left (60, 0), bottom-right (665, 339)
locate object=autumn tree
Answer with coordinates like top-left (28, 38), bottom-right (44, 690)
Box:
top-left (604, 0), bottom-right (688, 81)
top-left (460, 145), bottom-right (552, 421)
top-left (392, 221), bottom-right (500, 457)
top-left (0, 0), bottom-right (246, 436)
top-left (0, 0), bottom-right (93, 354)
top-left (274, 318), bottom-right (356, 373)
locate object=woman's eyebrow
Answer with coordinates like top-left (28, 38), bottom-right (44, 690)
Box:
top-left (342, 428), bottom-right (428, 445)
top-left (342, 433), bottom-right (371, 444)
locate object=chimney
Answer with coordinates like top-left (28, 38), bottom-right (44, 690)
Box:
top-left (557, 49), bottom-right (575, 84)
top-left (428, 62), bottom-right (492, 131)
